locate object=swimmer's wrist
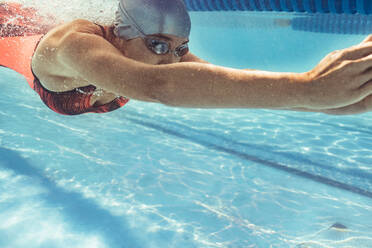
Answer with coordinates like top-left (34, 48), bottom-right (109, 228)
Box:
top-left (260, 71), bottom-right (309, 109)
top-left (283, 71), bottom-right (311, 109)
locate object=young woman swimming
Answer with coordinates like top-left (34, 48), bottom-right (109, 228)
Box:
top-left (1, 0), bottom-right (372, 115)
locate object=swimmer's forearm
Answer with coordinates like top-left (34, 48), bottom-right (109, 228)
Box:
top-left (149, 63), bottom-right (307, 108)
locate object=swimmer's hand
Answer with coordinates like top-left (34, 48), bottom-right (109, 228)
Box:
top-left (300, 35), bottom-right (372, 113)
top-left (286, 94), bottom-right (372, 115)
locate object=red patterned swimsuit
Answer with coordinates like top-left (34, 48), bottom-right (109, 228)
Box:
top-left (32, 74), bottom-right (129, 115)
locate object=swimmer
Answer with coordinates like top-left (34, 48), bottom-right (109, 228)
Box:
top-left (5, 0), bottom-right (372, 115)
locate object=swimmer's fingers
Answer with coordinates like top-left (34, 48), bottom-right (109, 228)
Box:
top-left (333, 42), bottom-right (372, 61)
top-left (314, 44), bottom-right (372, 77)
top-left (358, 78), bottom-right (372, 101)
top-left (289, 94), bottom-right (372, 115)
top-left (304, 51), bottom-right (372, 109)
top-left (360, 34), bottom-right (372, 44)
top-left (350, 54), bottom-right (372, 82)
top-left (320, 94), bottom-right (372, 115)
top-left (345, 55), bottom-right (372, 101)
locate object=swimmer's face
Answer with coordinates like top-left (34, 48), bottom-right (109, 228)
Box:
top-left (123, 34), bottom-right (189, 65)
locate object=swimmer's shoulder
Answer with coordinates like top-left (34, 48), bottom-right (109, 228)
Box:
top-left (38, 19), bottom-right (103, 48)
top-left (32, 19), bottom-right (104, 91)
top-left (62, 19), bottom-right (104, 36)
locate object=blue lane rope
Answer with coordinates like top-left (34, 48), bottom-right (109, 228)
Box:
top-left (291, 14), bottom-right (372, 34)
top-left (186, 1), bottom-right (372, 35)
top-left (184, 0), bottom-right (372, 15)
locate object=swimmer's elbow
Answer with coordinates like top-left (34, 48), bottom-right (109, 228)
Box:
top-left (111, 64), bottom-right (169, 104)
top-left (140, 66), bottom-right (183, 106)
top-left (142, 63), bottom-right (208, 107)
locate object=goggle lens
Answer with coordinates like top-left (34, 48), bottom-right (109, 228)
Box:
top-left (175, 43), bottom-right (189, 57)
top-left (145, 37), bottom-right (189, 57)
top-left (149, 39), bottom-right (169, 54)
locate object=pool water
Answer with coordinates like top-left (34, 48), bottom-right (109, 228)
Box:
top-left (1, 11), bottom-right (372, 248)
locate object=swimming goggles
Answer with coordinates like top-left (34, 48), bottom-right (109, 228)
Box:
top-left (144, 37), bottom-right (189, 57)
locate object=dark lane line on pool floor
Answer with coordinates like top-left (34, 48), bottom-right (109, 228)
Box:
top-left (124, 110), bottom-right (372, 183)
top-left (125, 116), bottom-right (372, 200)
top-left (0, 147), bottom-right (144, 248)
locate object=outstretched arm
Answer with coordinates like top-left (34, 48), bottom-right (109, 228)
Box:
top-left (183, 40), bottom-right (372, 115)
top-left (57, 30), bottom-right (372, 112)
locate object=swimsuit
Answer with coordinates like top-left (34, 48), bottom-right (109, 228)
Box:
top-left (0, 3), bottom-right (129, 115)
top-left (33, 73), bottom-right (129, 115)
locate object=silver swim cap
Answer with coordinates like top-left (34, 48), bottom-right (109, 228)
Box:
top-left (114, 0), bottom-right (191, 40)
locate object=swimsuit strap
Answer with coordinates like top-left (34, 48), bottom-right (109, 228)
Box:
top-left (94, 23), bottom-right (106, 37)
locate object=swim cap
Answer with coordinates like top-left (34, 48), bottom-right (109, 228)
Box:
top-left (114, 0), bottom-right (191, 40)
